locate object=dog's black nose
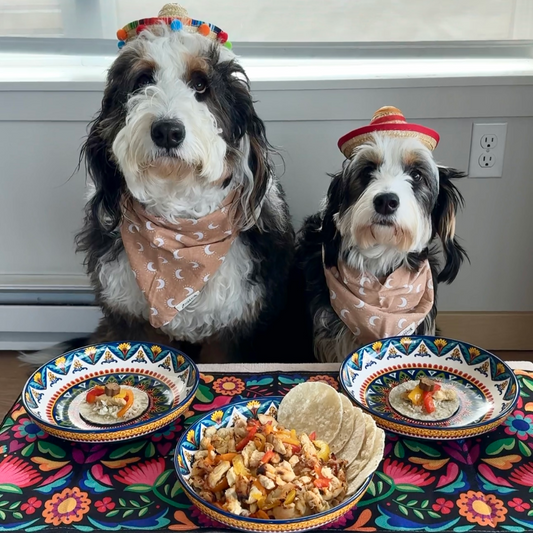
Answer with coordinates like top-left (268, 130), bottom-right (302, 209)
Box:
top-left (374, 193), bottom-right (400, 215)
top-left (151, 119), bottom-right (186, 149)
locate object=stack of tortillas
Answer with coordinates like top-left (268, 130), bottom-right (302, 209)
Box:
top-left (278, 381), bottom-right (385, 497)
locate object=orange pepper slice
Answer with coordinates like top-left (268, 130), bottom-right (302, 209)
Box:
top-left (117, 391), bottom-right (133, 417)
top-left (86, 386), bottom-right (105, 404)
top-left (214, 453), bottom-right (238, 464)
top-left (261, 450), bottom-right (275, 464)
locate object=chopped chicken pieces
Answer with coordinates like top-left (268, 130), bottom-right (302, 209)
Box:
top-left (189, 415), bottom-right (347, 519)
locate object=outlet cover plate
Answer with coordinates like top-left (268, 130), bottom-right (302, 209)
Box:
top-left (468, 123), bottom-right (507, 178)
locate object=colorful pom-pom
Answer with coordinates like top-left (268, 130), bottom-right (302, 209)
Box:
top-left (218, 31), bottom-right (228, 44)
top-left (117, 40), bottom-right (126, 49)
top-left (224, 41), bottom-right (232, 49)
top-left (198, 23), bottom-right (210, 36)
top-left (116, 28), bottom-right (127, 41)
top-left (170, 19), bottom-right (183, 31)
top-left (136, 24), bottom-right (147, 34)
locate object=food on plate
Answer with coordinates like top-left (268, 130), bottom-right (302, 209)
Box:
top-left (187, 382), bottom-right (385, 519)
top-left (388, 377), bottom-right (459, 421)
top-left (79, 382), bottom-right (150, 425)
top-left (330, 394), bottom-right (355, 454)
top-left (189, 414), bottom-right (348, 519)
top-left (277, 382), bottom-right (343, 444)
top-left (336, 405), bottom-right (366, 468)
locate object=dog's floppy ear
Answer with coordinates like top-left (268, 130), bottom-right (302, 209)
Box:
top-left (432, 167), bottom-right (468, 283)
top-left (322, 172), bottom-right (344, 268)
top-left (219, 60), bottom-right (273, 228)
top-left (75, 53), bottom-right (131, 269)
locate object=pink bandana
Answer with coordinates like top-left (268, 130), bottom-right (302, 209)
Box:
top-left (120, 191), bottom-right (238, 328)
top-left (324, 259), bottom-right (434, 346)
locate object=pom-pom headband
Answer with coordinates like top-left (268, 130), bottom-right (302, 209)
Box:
top-left (116, 3), bottom-right (231, 50)
top-left (338, 106), bottom-right (440, 158)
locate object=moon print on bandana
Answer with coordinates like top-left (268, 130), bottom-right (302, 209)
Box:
top-left (324, 258), bottom-right (434, 346)
top-left (120, 190), bottom-right (239, 328)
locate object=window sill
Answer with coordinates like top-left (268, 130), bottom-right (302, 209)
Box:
top-left (1, 50), bottom-right (533, 91)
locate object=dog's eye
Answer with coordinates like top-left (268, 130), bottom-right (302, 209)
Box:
top-left (190, 72), bottom-right (208, 94)
top-left (410, 170), bottom-right (423, 182)
top-left (135, 73), bottom-right (154, 90)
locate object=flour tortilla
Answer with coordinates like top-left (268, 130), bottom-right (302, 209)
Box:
top-left (346, 427), bottom-right (385, 496)
top-left (346, 413), bottom-right (377, 482)
top-left (79, 385), bottom-right (150, 426)
top-left (336, 406), bottom-right (366, 466)
top-left (277, 382), bottom-right (342, 444)
top-left (331, 395), bottom-right (356, 454)
top-left (389, 380), bottom-right (460, 421)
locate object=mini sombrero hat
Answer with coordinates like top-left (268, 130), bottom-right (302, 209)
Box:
top-left (116, 3), bottom-right (231, 50)
top-left (338, 106), bottom-right (440, 158)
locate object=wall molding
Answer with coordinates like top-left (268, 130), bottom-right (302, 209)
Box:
top-left (437, 312), bottom-right (533, 351)
top-left (0, 305), bottom-right (101, 350)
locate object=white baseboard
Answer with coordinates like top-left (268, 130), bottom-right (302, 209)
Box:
top-left (0, 305), bottom-right (101, 350)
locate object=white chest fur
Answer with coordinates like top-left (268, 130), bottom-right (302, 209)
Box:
top-left (97, 236), bottom-right (263, 342)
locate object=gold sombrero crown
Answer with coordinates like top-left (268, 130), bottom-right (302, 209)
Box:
top-left (116, 3), bottom-right (231, 50)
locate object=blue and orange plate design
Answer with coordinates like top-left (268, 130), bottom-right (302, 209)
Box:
top-left (22, 342), bottom-right (199, 443)
top-left (340, 336), bottom-right (519, 440)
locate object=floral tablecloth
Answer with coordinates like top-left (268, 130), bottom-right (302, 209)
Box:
top-left (1, 366), bottom-right (533, 532)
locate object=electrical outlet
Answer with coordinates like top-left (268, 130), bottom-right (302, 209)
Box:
top-left (479, 153), bottom-right (495, 168)
top-left (468, 123), bottom-right (507, 178)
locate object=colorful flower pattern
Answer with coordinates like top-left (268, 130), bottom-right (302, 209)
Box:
top-left (42, 487), bottom-right (90, 526)
top-left (0, 371), bottom-right (531, 531)
top-left (456, 491), bottom-right (507, 527)
top-left (212, 376), bottom-right (245, 396)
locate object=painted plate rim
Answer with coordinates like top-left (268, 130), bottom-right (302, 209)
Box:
top-left (174, 396), bottom-right (372, 529)
top-left (339, 335), bottom-right (520, 433)
top-left (22, 341), bottom-right (200, 436)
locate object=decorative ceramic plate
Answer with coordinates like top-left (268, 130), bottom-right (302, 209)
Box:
top-left (339, 336), bottom-right (519, 440)
top-left (174, 397), bottom-right (372, 533)
top-left (22, 342), bottom-right (199, 443)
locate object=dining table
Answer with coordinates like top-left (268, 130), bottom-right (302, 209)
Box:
top-left (1, 361), bottom-right (533, 533)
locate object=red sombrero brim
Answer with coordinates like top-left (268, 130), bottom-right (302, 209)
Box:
top-left (338, 123), bottom-right (440, 157)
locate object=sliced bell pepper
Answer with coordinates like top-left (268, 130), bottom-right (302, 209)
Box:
top-left (255, 510), bottom-right (270, 520)
top-left (253, 479), bottom-right (267, 497)
top-left (290, 444), bottom-right (301, 454)
top-left (433, 383), bottom-right (441, 392)
top-left (284, 489), bottom-right (296, 505)
top-left (407, 385), bottom-right (424, 406)
top-left (236, 425), bottom-right (258, 451)
top-left (253, 433), bottom-right (266, 452)
top-left (86, 386), bottom-right (105, 404)
top-left (260, 450), bottom-right (275, 464)
top-left (277, 434), bottom-right (300, 446)
top-left (205, 444), bottom-right (216, 466)
top-left (309, 431), bottom-right (317, 441)
top-left (211, 478), bottom-right (229, 493)
top-left (314, 477), bottom-right (331, 488)
top-left (423, 391), bottom-right (436, 414)
top-left (232, 454), bottom-right (250, 476)
top-left (117, 392), bottom-right (133, 418)
top-left (263, 422), bottom-right (273, 436)
top-left (313, 440), bottom-right (330, 462)
top-left (214, 453), bottom-right (238, 464)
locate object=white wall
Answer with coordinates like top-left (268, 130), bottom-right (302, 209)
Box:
top-left (1, 77), bottom-right (533, 320)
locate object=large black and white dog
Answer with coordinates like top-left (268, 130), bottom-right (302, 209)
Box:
top-left (24, 22), bottom-right (294, 365)
top-left (297, 130), bottom-right (467, 363)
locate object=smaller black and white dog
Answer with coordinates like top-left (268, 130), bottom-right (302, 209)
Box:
top-left (297, 107), bottom-right (467, 363)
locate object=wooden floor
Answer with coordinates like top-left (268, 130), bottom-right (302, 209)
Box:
top-left (1, 350), bottom-right (532, 421)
